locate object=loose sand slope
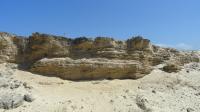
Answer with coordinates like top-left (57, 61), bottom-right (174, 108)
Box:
top-left (1, 63), bottom-right (200, 112)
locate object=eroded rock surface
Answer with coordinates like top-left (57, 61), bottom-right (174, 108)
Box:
top-left (0, 63), bottom-right (34, 109)
top-left (0, 93), bottom-right (24, 109)
top-left (0, 32), bottom-right (199, 80)
top-left (163, 63), bottom-right (182, 73)
top-left (30, 58), bottom-right (152, 80)
top-left (0, 32), bottom-right (18, 63)
top-left (0, 32), bottom-right (200, 111)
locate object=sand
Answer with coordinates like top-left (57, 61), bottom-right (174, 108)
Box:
top-left (0, 63), bottom-right (200, 112)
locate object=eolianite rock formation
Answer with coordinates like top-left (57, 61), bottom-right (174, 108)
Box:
top-left (1, 32), bottom-right (200, 112)
top-left (0, 32), bottom-right (199, 80)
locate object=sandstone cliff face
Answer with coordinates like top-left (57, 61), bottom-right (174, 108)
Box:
top-left (22, 33), bottom-right (71, 64)
top-left (0, 32), bottom-right (199, 80)
top-left (0, 32), bottom-right (18, 63)
top-left (30, 58), bottom-right (152, 80)
top-left (127, 36), bottom-right (153, 51)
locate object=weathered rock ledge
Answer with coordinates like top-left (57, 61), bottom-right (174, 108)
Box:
top-left (0, 32), bottom-right (199, 80)
top-left (30, 58), bottom-right (152, 80)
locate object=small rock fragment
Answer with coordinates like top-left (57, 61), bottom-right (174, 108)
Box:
top-left (187, 108), bottom-right (194, 112)
top-left (23, 82), bottom-right (33, 89)
top-left (152, 90), bottom-right (156, 94)
top-left (24, 94), bottom-right (35, 102)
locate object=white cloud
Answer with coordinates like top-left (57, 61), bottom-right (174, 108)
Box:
top-left (155, 44), bottom-right (170, 48)
top-left (155, 43), bottom-right (193, 50)
top-left (175, 43), bottom-right (193, 50)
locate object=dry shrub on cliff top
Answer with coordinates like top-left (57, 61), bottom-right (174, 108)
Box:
top-left (94, 37), bottom-right (115, 49)
top-left (72, 37), bottom-right (93, 50)
top-left (0, 40), bottom-right (8, 50)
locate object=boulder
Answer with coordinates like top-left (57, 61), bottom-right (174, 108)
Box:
top-left (162, 63), bottom-right (182, 73)
top-left (0, 93), bottom-right (24, 109)
top-left (0, 63), bottom-right (35, 110)
top-left (24, 94), bottom-right (35, 102)
top-left (30, 58), bottom-right (152, 80)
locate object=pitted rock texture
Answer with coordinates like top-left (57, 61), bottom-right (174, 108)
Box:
top-left (0, 32), bottom-right (18, 63)
top-left (0, 32), bottom-right (199, 80)
top-left (127, 36), bottom-right (153, 51)
top-left (163, 63), bottom-right (182, 73)
top-left (30, 58), bottom-right (152, 80)
top-left (0, 63), bottom-right (34, 109)
top-left (13, 32), bottom-right (71, 64)
top-left (0, 93), bottom-right (24, 109)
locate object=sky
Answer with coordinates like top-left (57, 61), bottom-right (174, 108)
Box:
top-left (0, 0), bottom-right (200, 50)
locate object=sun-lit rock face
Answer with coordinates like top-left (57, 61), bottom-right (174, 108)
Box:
top-left (93, 37), bottom-right (116, 49)
top-left (30, 58), bottom-right (152, 80)
top-left (25, 33), bottom-right (71, 63)
top-left (0, 32), bottom-right (199, 80)
top-left (0, 32), bottom-right (18, 63)
top-left (127, 36), bottom-right (153, 51)
top-left (12, 33), bottom-right (72, 65)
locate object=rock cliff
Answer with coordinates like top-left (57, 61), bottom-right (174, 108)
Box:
top-left (0, 32), bottom-right (199, 80)
top-left (30, 58), bottom-right (152, 80)
top-left (0, 32), bottom-right (18, 63)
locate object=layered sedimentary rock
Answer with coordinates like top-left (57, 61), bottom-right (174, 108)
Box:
top-left (0, 32), bottom-right (199, 80)
top-left (30, 58), bottom-right (152, 80)
top-left (0, 32), bottom-right (18, 63)
top-left (13, 33), bottom-right (71, 65)
top-left (127, 36), bottom-right (153, 51)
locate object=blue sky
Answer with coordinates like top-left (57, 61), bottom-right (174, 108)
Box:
top-left (0, 0), bottom-right (200, 50)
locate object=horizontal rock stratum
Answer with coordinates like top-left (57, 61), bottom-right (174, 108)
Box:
top-left (30, 58), bottom-right (152, 80)
top-left (0, 32), bottom-right (199, 80)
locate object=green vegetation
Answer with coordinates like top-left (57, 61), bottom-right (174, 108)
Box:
top-left (72, 37), bottom-right (92, 45)
top-left (126, 36), bottom-right (144, 42)
top-left (94, 37), bottom-right (114, 42)
top-left (72, 37), bottom-right (93, 50)
top-left (0, 40), bottom-right (7, 50)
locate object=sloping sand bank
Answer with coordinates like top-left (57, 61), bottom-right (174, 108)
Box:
top-left (0, 63), bottom-right (200, 112)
